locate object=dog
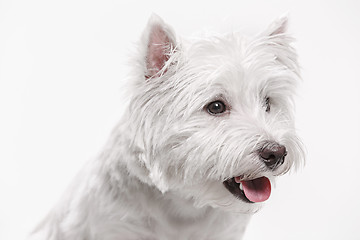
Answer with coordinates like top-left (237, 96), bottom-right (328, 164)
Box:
top-left (28, 14), bottom-right (304, 240)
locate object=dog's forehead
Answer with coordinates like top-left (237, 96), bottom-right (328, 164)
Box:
top-left (185, 33), bottom-right (250, 65)
top-left (183, 34), bottom-right (277, 91)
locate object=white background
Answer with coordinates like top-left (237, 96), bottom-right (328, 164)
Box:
top-left (1, 0), bottom-right (360, 239)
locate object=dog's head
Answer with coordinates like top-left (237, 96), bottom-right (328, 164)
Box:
top-left (125, 15), bottom-right (305, 213)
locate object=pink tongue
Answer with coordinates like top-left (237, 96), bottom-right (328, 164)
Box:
top-left (241, 177), bottom-right (271, 203)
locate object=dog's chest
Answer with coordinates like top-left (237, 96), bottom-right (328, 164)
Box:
top-left (114, 190), bottom-right (250, 240)
top-left (148, 212), bottom-right (248, 240)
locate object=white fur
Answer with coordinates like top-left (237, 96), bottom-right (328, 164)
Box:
top-left (28, 15), bottom-right (305, 240)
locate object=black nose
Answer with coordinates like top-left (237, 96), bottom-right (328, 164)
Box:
top-left (260, 142), bottom-right (287, 170)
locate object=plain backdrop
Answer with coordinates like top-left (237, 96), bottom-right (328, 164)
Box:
top-left (1, 0), bottom-right (360, 239)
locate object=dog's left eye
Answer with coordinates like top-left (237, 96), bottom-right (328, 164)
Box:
top-left (207, 101), bottom-right (227, 115)
top-left (265, 97), bottom-right (271, 112)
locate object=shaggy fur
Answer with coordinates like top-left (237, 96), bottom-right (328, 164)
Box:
top-left (28, 15), bottom-right (304, 240)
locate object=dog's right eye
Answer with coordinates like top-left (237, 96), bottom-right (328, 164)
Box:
top-left (206, 101), bottom-right (227, 115)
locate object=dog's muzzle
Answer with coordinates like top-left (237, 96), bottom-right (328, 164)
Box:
top-left (223, 141), bottom-right (287, 203)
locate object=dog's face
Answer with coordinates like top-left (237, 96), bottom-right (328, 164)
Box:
top-left (126, 15), bottom-right (304, 213)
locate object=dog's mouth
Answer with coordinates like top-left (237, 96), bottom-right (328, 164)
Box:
top-left (223, 176), bottom-right (271, 203)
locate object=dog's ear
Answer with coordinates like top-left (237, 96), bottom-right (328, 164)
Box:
top-left (266, 15), bottom-right (288, 37)
top-left (261, 15), bottom-right (300, 75)
top-left (142, 14), bottom-right (177, 79)
top-left (258, 15), bottom-right (292, 47)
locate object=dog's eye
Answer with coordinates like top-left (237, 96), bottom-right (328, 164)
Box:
top-left (207, 101), bottom-right (227, 115)
top-left (265, 97), bottom-right (271, 112)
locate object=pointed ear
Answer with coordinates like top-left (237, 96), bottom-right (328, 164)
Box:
top-left (142, 14), bottom-right (177, 79)
top-left (264, 15), bottom-right (289, 37)
top-left (262, 15), bottom-right (300, 75)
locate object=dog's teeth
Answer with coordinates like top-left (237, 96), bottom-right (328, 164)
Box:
top-left (239, 183), bottom-right (243, 191)
top-left (234, 176), bottom-right (242, 183)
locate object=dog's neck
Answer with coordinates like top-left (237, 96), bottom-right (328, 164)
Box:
top-left (89, 123), bottom-right (252, 239)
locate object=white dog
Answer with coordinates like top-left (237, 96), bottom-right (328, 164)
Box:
top-left (29, 14), bottom-right (304, 240)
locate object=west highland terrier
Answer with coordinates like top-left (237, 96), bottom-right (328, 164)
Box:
top-left (29, 14), bottom-right (304, 240)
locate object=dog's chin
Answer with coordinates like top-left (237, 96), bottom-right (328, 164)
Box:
top-left (180, 180), bottom-right (267, 214)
